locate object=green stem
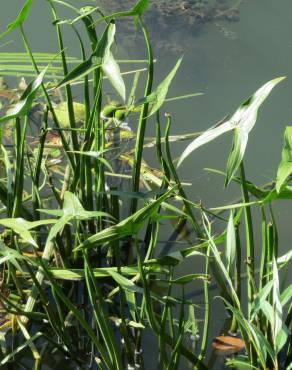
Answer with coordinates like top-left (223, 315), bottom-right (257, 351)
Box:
top-left (130, 17), bottom-right (154, 214)
top-left (239, 161), bottom-right (255, 317)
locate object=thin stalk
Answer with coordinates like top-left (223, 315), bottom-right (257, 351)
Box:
top-left (31, 108), bottom-right (48, 222)
top-left (239, 162), bottom-right (257, 367)
top-left (158, 269), bottom-right (174, 368)
top-left (195, 244), bottom-right (210, 367)
top-left (20, 26), bottom-right (76, 171)
top-left (239, 162), bottom-right (255, 317)
top-left (83, 250), bottom-right (123, 369)
top-left (164, 114), bottom-right (203, 238)
top-left (130, 17), bottom-right (154, 214)
top-left (229, 223), bottom-right (241, 334)
top-left (48, 1), bottom-right (79, 158)
top-left (167, 285), bottom-right (186, 370)
top-left (12, 116), bottom-right (28, 218)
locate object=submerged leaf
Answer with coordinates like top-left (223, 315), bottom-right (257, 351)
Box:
top-left (178, 77), bottom-right (285, 175)
top-left (54, 102), bottom-right (85, 128)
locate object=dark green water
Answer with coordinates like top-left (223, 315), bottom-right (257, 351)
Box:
top-left (0, 1), bottom-right (291, 369)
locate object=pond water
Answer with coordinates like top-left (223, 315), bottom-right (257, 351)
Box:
top-left (0, 0), bottom-right (291, 369)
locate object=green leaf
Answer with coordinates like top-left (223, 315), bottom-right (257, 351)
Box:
top-left (103, 51), bottom-right (126, 101)
top-left (178, 77), bottom-right (285, 169)
top-left (272, 257), bottom-right (283, 340)
top-left (57, 21), bottom-right (116, 88)
top-left (250, 281), bottom-right (274, 321)
top-left (170, 274), bottom-right (209, 284)
top-left (132, 0), bottom-right (149, 16)
top-left (0, 0), bottom-right (33, 39)
top-left (107, 270), bottom-right (143, 294)
top-left (48, 266), bottom-right (140, 280)
top-left (0, 218), bottom-right (55, 247)
top-left (54, 102), bottom-right (85, 128)
top-left (74, 188), bottom-right (175, 251)
top-left (275, 325), bottom-right (289, 353)
top-left (226, 356), bottom-right (264, 369)
top-left (137, 57), bottom-right (183, 116)
top-left (277, 250), bottom-right (292, 267)
top-left (280, 285), bottom-right (292, 307)
top-left (0, 332), bottom-right (42, 365)
top-left (225, 128), bottom-right (248, 186)
top-left (39, 192), bottom-right (112, 221)
top-left (225, 211), bottom-right (236, 275)
top-left (0, 67), bottom-right (47, 123)
top-left (276, 126), bottom-right (292, 192)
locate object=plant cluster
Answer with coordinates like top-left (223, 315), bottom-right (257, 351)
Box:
top-left (0, 1), bottom-right (290, 370)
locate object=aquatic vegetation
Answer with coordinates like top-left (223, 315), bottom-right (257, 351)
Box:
top-left (0, 0), bottom-right (290, 369)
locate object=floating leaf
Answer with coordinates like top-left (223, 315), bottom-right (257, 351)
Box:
top-left (178, 77), bottom-right (286, 185)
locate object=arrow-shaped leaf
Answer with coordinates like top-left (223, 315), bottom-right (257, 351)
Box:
top-left (136, 57), bottom-right (183, 116)
top-left (0, 0), bottom-right (33, 39)
top-left (178, 77), bottom-right (286, 184)
top-left (276, 126), bottom-right (292, 192)
top-left (0, 66), bottom-right (47, 123)
top-left (57, 21), bottom-right (115, 88)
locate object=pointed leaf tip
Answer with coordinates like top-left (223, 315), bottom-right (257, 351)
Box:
top-left (177, 76), bottom-right (286, 171)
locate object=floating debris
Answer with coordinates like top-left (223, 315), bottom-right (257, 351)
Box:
top-left (212, 335), bottom-right (245, 354)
